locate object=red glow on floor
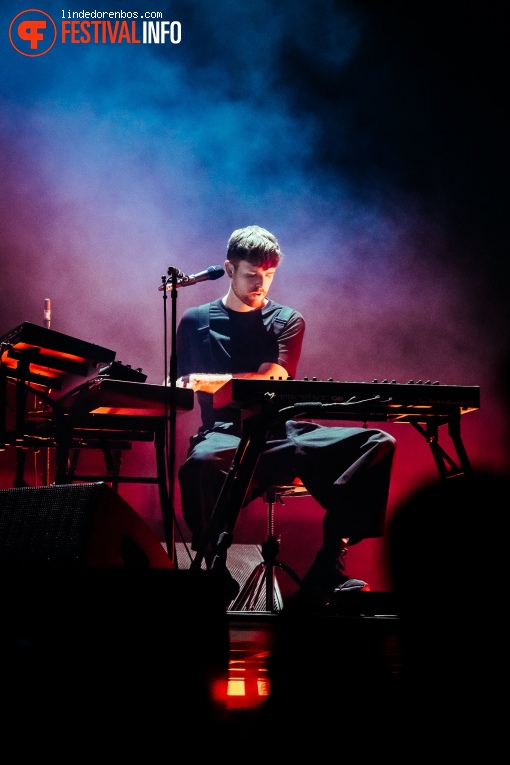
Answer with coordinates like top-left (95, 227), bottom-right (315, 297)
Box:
top-left (211, 645), bottom-right (271, 710)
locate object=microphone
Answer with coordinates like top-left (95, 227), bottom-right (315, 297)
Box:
top-left (159, 265), bottom-right (225, 290)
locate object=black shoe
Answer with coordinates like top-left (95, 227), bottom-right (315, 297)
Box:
top-left (334, 578), bottom-right (370, 593)
top-left (299, 547), bottom-right (369, 598)
top-left (212, 558), bottom-right (240, 605)
top-left (203, 550), bottom-right (240, 606)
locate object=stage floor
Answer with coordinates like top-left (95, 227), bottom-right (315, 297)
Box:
top-left (174, 543), bottom-right (404, 712)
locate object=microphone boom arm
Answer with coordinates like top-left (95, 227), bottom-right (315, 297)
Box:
top-left (158, 265), bottom-right (225, 291)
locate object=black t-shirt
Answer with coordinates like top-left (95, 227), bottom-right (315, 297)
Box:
top-left (176, 298), bottom-right (305, 433)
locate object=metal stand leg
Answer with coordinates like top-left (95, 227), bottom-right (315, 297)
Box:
top-left (191, 394), bottom-right (281, 572)
top-left (229, 489), bottom-right (302, 613)
top-left (411, 412), bottom-right (473, 479)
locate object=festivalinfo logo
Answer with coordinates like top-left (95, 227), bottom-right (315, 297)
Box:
top-left (9, 7), bottom-right (182, 56)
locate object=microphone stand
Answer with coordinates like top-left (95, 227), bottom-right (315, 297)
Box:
top-left (161, 266), bottom-right (181, 566)
top-left (158, 263), bottom-right (225, 566)
top-left (42, 298), bottom-right (52, 486)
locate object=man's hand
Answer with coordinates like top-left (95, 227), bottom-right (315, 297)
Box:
top-left (170, 373), bottom-right (233, 393)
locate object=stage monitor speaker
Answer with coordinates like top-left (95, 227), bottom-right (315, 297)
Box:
top-left (1, 566), bottom-right (231, 751)
top-left (0, 483), bottom-right (231, 748)
top-left (0, 481), bottom-right (172, 568)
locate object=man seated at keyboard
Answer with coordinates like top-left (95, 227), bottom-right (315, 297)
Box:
top-left (175, 225), bottom-right (396, 607)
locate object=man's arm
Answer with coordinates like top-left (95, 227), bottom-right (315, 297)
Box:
top-left (175, 363), bottom-right (287, 393)
top-left (234, 362), bottom-right (289, 380)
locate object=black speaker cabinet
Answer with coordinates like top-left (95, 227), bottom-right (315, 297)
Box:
top-left (0, 484), bottom-right (230, 747)
top-left (0, 481), bottom-right (172, 568)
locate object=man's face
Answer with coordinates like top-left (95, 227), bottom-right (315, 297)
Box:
top-left (226, 259), bottom-right (276, 309)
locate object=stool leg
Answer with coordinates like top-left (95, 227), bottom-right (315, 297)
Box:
top-left (229, 561), bottom-right (268, 611)
top-left (229, 493), bottom-right (301, 613)
top-left (265, 497), bottom-right (274, 611)
top-left (264, 496), bottom-right (279, 611)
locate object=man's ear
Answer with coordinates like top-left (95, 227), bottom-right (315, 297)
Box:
top-left (225, 260), bottom-right (234, 278)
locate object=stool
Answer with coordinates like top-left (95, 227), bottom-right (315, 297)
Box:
top-left (229, 479), bottom-right (309, 613)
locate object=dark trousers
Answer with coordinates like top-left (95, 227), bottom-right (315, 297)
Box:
top-left (178, 420), bottom-right (396, 554)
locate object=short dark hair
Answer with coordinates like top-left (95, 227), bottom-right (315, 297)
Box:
top-left (226, 225), bottom-right (282, 269)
